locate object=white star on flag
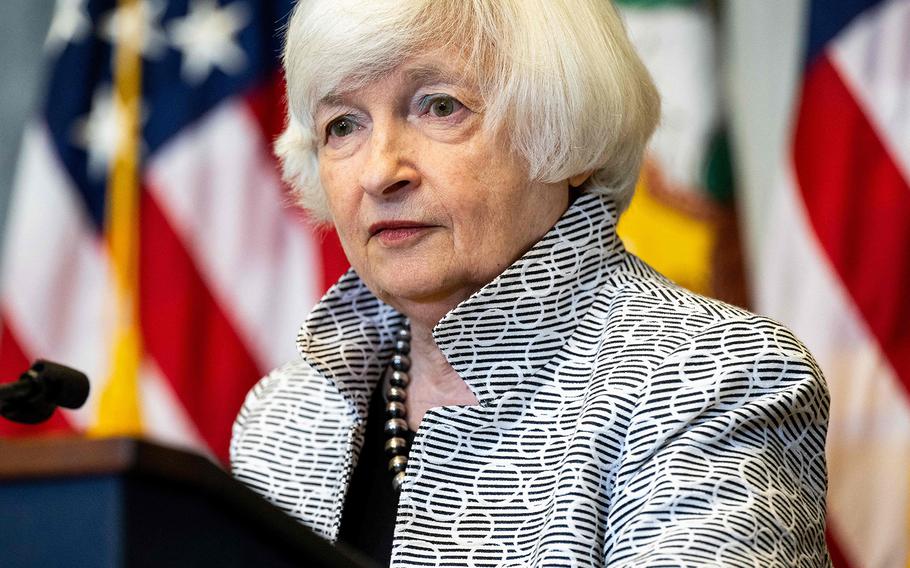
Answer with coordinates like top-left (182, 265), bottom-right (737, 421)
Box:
top-left (72, 85), bottom-right (146, 181)
top-left (45, 0), bottom-right (91, 55)
top-left (168, 0), bottom-right (250, 85)
top-left (99, 0), bottom-right (168, 60)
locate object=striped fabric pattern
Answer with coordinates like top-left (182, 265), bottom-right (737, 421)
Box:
top-left (231, 192), bottom-right (831, 567)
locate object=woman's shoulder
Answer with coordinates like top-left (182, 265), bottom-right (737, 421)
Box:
top-left (240, 359), bottom-right (326, 405)
top-left (606, 252), bottom-right (802, 337)
top-left (594, 252), bottom-right (825, 390)
top-left (230, 358), bottom-right (354, 457)
top-left (594, 257), bottom-right (830, 567)
top-left (229, 357), bottom-right (360, 538)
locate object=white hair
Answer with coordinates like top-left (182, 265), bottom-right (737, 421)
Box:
top-left (276, 0), bottom-right (660, 223)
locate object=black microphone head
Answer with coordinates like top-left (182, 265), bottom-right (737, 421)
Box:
top-left (1, 400), bottom-right (56, 424)
top-left (30, 360), bottom-right (90, 409)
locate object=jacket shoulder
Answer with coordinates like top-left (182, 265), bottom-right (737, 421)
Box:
top-left (229, 358), bottom-right (357, 539)
top-left (597, 257), bottom-right (830, 565)
top-left (609, 254), bottom-right (754, 323)
top-left (590, 253), bottom-right (825, 394)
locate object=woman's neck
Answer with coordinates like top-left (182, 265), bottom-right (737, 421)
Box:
top-left (402, 319), bottom-right (478, 431)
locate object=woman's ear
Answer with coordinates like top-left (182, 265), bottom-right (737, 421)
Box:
top-left (568, 170), bottom-right (594, 188)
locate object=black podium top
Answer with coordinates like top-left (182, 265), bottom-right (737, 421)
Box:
top-left (0, 436), bottom-right (375, 568)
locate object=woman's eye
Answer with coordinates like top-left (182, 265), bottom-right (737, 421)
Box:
top-left (424, 95), bottom-right (463, 118)
top-left (328, 117), bottom-right (356, 138)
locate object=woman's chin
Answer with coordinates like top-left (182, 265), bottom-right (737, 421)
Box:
top-left (373, 277), bottom-right (449, 304)
top-left (366, 273), bottom-right (472, 318)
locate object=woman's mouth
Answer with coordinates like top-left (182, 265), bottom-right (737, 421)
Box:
top-left (369, 221), bottom-right (434, 246)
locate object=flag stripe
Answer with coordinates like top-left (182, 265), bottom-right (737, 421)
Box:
top-left (753, 166), bottom-right (910, 568)
top-left (244, 72), bottom-right (350, 292)
top-left (139, 187), bottom-right (262, 463)
top-left (244, 73), bottom-right (287, 153)
top-left (138, 358), bottom-right (209, 455)
top-left (794, 54), bottom-right (910, 394)
top-left (1, 124), bottom-right (117, 429)
top-left (0, 317), bottom-right (75, 437)
top-left (145, 97), bottom-right (322, 372)
top-left (830, 0), bottom-right (910, 193)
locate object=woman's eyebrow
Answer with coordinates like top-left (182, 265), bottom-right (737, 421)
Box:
top-left (317, 92), bottom-right (347, 109)
top-left (313, 64), bottom-right (478, 117)
top-left (405, 64), bottom-right (471, 88)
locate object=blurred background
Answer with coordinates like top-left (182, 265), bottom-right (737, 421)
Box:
top-left (0, 1), bottom-right (906, 567)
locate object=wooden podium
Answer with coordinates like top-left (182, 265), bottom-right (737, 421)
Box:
top-left (0, 437), bottom-right (374, 567)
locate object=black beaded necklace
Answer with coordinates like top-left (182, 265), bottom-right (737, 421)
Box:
top-left (383, 325), bottom-right (411, 491)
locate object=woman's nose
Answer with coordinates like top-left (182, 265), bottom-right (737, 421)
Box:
top-left (357, 122), bottom-right (419, 197)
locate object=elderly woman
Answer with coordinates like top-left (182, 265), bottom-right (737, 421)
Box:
top-left (230, 0), bottom-right (831, 566)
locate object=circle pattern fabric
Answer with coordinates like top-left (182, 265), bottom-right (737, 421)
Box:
top-left (231, 193), bottom-right (831, 567)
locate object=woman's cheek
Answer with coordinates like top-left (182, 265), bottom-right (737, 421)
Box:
top-left (320, 167), bottom-right (356, 218)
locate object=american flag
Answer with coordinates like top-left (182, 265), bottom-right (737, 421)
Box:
top-left (0, 0), bottom-right (347, 464)
top-left (741, 0), bottom-right (910, 566)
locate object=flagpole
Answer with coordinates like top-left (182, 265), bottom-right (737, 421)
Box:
top-left (91, 0), bottom-right (144, 437)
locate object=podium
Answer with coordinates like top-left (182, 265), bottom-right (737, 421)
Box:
top-left (0, 437), bottom-right (374, 567)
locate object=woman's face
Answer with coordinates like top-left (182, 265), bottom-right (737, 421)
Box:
top-left (315, 51), bottom-right (569, 321)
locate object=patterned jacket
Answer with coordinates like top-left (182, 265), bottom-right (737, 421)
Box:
top-left (230, 192), bottom-right (831, 567)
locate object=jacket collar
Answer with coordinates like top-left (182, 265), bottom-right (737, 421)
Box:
top-left (297, 192), bottom-right (624, 416)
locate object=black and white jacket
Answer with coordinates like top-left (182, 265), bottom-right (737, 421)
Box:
top-left (231, 192), bottom-right (831, 567)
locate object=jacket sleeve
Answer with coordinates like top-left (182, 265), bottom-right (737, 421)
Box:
top-left (603, 316), bottom-right (831, 568)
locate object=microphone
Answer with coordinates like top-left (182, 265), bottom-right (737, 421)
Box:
top-left (0, 360), bottom-right (90, 424)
